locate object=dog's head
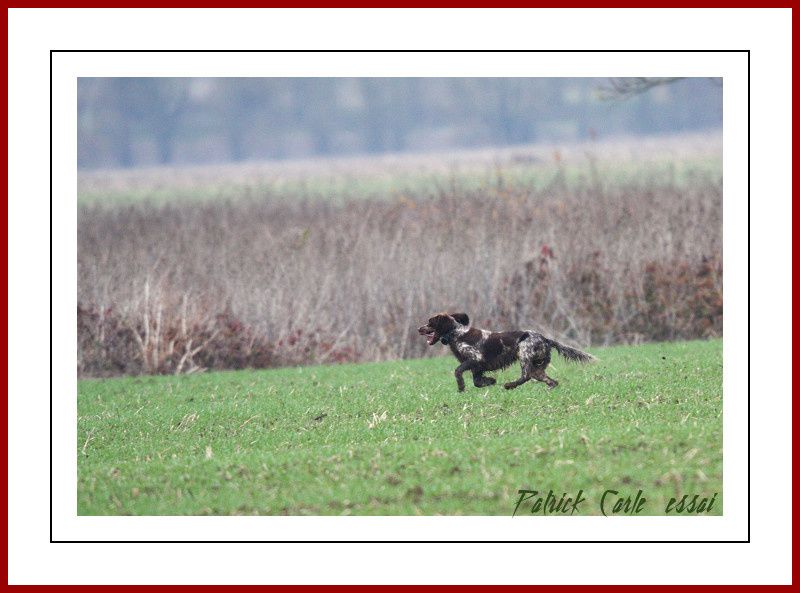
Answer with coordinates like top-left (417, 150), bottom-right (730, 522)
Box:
top-left (418, 312), bottom-right (470, 346)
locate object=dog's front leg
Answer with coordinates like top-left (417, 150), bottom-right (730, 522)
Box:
top-left (454, 361), bottom-right (476, 392)
top-left (472, 370), bottom-right (496, 388)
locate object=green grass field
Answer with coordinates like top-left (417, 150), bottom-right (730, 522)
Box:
top-left (78, 339), bottom-right (722, 516)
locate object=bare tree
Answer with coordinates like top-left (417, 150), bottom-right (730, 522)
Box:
top-left (601, 77), bottom-right (687, 99)
top-left (602, 77), bottom-right (722, 100)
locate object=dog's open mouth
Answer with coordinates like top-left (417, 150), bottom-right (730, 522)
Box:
top-left (419, 329), bottom-right (438, 345)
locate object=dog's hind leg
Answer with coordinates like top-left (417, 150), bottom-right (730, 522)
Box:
top-left (532, 366), bottom-right (558, 389)
top-left (504, 360), bottom-right (532, 390)
top-left (503, 374), bottom-right (530, 390)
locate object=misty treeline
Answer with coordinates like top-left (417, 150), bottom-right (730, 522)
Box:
top-left (78, 78), bottom-right (722, 170)
top-left (77, 169), bottom-right (722, 377)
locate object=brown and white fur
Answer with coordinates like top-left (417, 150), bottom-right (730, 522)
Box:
top-left (418, 312), bottom-right (594, 392)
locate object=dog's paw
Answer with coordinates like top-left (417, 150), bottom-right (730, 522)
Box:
top-left (503, 382), bottom-right (516, 390)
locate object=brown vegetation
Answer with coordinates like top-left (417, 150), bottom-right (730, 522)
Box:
top-left (78, 174), bottom-right (722, 377)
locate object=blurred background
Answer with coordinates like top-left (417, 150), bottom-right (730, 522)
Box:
top-left (78, 77), bottom-right (721, 169)
top-left (77, 77), bottom-right (723, 377)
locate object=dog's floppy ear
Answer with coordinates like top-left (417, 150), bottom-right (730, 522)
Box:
top-left (451, 313), bottom-right (470, 326)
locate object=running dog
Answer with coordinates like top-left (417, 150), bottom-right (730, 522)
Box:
top-left (417, 312), bottom-right (594, 392)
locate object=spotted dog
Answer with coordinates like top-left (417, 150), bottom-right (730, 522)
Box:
top-left (418, 312), bottom-right (594, 392)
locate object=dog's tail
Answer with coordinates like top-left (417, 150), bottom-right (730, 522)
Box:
top-left (547, 338), bottom-right (595, 363)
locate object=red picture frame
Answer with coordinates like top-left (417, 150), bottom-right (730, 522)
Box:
top-left (4, 3), bottom-right (793, 587)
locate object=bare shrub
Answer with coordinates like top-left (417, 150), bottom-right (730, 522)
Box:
top-left (78, 171), bottom-right (722, 377)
